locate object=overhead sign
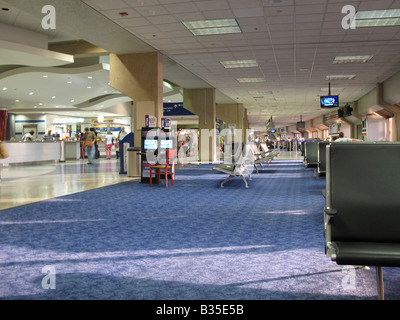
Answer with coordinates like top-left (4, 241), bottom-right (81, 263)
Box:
top-left (163, 103), bottom-right (195, 116)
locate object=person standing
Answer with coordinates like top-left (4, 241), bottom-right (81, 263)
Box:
top-left (116, 126), bottom-right (128, 159)
top-left (83, 127), bottom-right (96, 164)
top-left (43, 130), bottom-right (53, 141)
top-left (22, 130), bottom-right (34, 142)
top-left (105, 130), bottom-right (114, 159)
top-left (90, 128), bottom-right (101, 159)
top-left (117, 126), bottom-right (128, 142)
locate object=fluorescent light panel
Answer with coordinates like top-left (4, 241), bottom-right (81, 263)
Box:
top-left (355, 9), bottom-right (400, 27)
top-left (326, 75), bottom-right (356, 80)
top-left (237, 78), bottom-right (266, 83)
top-left (356, 18), bottom-right (400, 27)
top-left (221, 60), bottom-right (258, 68)
top-left (183, 19), bottom-right (241, 36)
top-left (249, 90), bottom-right (273, 95)
top-left (333, 56), bottom-right (373, 64)
top-left (356, 9), bottom-right (400, 20)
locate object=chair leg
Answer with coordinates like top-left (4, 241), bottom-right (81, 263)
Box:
top-left (171, 173), bottom-right (174, 186)
top-left (220, 175), bottom-right (235, 188)
top-left (157, 169), bottom-right (160, 185)
top-left (377, 266), bottom-right (384, 300)
top-left (165, 171), bottom-right (168, 187)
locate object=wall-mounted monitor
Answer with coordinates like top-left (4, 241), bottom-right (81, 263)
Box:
top-left (343, 105), bottom-right (353, 117)
top-left (320, 95), bottom-right (339, 108)
top-left (144, 139), bottom-right (158, 150)
top-left (160, 139), bottom-right (173, 149)
top-left (297, 121), bottom-right (305, 129)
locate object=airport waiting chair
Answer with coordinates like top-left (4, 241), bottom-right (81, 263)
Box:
top-left (316, 141), bottom-right (329, 177)
top-left (260, 143), bottom-right (279, 159)
top-left (213, 143), bottom-right (253, 188)
top-left (303, 141), bottom-right (319, 168)
top-left (324, 142), bottom-right (400, 300)
top-left (250, 143), bottom-right (274, 173)
top-left (149, 149), bottom-right (176, 187)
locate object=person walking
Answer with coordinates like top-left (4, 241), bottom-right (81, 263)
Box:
top-left (105, 130), bottom-right (114, 159)
top-left (82, 127), bottom-right (96, 164)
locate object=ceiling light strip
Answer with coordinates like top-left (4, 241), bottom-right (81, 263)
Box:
top-left (183, 19), bottom-right (242, 36)
top-left (355, 9), bottom-right (400, 27)
top-left (221, 60), bottom-right (259, 68)
top-left (355, 9), bottom-right (400, 20)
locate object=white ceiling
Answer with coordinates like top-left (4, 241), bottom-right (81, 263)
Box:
top-left (1, 0), bottom-right (400, 130)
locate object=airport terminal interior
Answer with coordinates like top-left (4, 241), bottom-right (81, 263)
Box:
top-left (0, 0), bottom-right (400, 301)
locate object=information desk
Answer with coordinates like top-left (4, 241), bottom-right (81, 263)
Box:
top-left (65, 141), bottom-right (81, 160)
top-left (0, 141), bottom-right (63, 164)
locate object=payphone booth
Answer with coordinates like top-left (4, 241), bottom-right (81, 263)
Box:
top-left (141, 127), bottom-right (176, 184)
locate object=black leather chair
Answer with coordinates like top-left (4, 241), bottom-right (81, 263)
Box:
top-left (317, 141), bottom-right (329, 177)
top-left (324, 142), bottom-right (400, 299)
top-left (303, 141), bottom-right (319, 168)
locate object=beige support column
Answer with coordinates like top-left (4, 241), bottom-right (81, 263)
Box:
top-left (377, 83), bottom-right (400, 141)
top-left (216, 103), bottom-right (250, 142)
top-left (109, 52), bottom-right (163, 146)
top-left (183, 88), bottom-right (216, 162)
top-left (244, 108), bottom-right (249, 132)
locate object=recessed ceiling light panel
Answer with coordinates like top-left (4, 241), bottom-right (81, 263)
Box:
top-left (356, 9), bottom-right (400, 20)
top-left (333, 56), bottom-right (373, 64)
top-left (183, 19), bottom-right (242, 36)
top-left (326, 75), bottom-right (356, 80)
top-left (221, 60), bottom-right (259, 68)
top-left (355, 9), bottom-right (400, 27)
top-left (237, 78), bottom-right (266, 83)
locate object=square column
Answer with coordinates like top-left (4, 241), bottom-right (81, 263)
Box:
top-left (183, 88), bottom-right (216, 162)
top-left (110, 52), bottom-right (163, 146)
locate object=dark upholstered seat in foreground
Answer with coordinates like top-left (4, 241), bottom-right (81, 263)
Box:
top-left (324, 142), bottom-right (400, 300)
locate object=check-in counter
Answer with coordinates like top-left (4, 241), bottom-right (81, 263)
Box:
top-left (65, 141), bottom-right (81, 160)
top-left (0, 141), bottom-right (62, 164)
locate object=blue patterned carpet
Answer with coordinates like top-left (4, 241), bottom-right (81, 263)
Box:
top-left (0, 160), bottom-right (399, 300)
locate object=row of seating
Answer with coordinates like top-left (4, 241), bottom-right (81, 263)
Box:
top-left (213, 142), bottom-right (279, 188)
top-left (323, 142), bottom-right (400, 300)
top-left (252, 143), bottom-right (280, 173)
top-left (302, 140), bottom-right (329, 177)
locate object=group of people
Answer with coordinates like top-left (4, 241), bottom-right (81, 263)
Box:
top-left (21, 130), bottom-right (53, 142)
top-left (81, 126), bottom-right (128, 164)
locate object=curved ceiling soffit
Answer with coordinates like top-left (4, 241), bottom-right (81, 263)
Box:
top-left (0, 64), bottom-right (108, 80)
top-left (0, 39), bottom-right (74, 67)
top-left (75, 94), bottom-right (132, 111)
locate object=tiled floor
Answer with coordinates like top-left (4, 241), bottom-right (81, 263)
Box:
top-left (0, 159), bottom-right (134, 211)
top-left (0, 150), bottom-right (302, 211)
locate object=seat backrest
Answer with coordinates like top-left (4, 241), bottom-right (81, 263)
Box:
top-left (237, 143), bottom-right (254, 166)
top-left (326, 142), bottom-right (400, 243)
top-left (166, 149), bottom-right (177, 166)
top-left (250, 143), bottom-right (261, 159)
top-left (260, 143), bottom-right (269, 153)
top-left (304, 141), bottom-right (319, 163)
top-left (317, 141), bottom-right (329, 172)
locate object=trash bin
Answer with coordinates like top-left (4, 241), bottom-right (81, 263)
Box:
top-left (127, 147), bottom-right (142, 177)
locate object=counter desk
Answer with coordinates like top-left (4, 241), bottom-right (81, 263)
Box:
top-left (0, 141), bottom-right (81, 164)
